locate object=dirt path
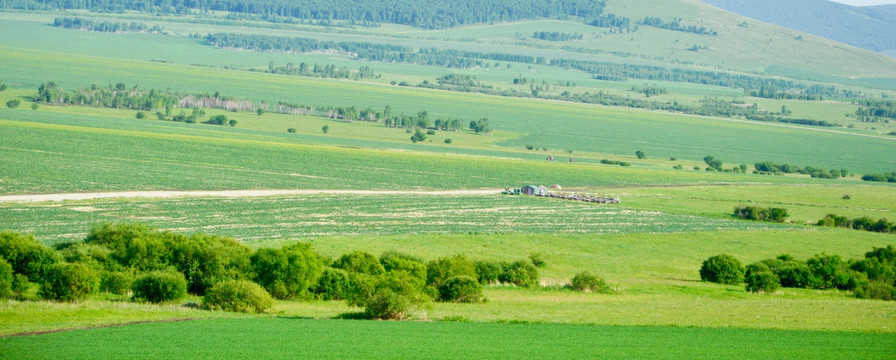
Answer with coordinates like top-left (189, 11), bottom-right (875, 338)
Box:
top-left (0, 189), bottom-right (501, 203)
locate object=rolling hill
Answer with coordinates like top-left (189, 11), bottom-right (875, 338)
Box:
top-left (702, 0), bottom-right (896, 56)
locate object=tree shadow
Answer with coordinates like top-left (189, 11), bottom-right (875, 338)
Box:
top-left (332, 312), bottom-right (371, 320)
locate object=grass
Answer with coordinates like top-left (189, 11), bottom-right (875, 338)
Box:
top-left (2, 317), bottom-right (894, 359)
top-left (0, 194), bottom-right (784, 245)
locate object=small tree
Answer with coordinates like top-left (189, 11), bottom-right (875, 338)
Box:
top-left (499, 260), bottom-right (539, 288)
top-left (6, 99), bottom-right (20, 108)
top-left (744, 263), bottom-right (780, 293)
top-left (136, 111), bottom-right (146, 119)
top-left (356, 271), bottom-right (430, 320)
top-left (699, 254), bottom-right (744, 285)
top-left (0, 231), bottom-right (59, 282)
top-left (322, 125), bottom-right (329, 134)
top-left (228, 119), bottom-right (237, 127)
top-left (31, 103), bottom-right (39, 110)
top-left (251, 243), bottom-right (324, 300)
top-left (410, 129), bottom-right (426, 143)
top-left (635, 150), bottom-right (645, 159)
top-left (39, 263), bottom-right (100, 302)
top-left (312, 267), bottom-right (351, 300)
top-left (287, 128), bottom-right (297, 133)
top-left (474, 260), bottom-right (504, 285)
top-left (333, 251), bottom-right (384, 276)
top-left (528, 253), bottom-right (546, 268)
top-left (569, 271), bottom-right (608, 293)
top-left (202, 280), bottom-right (273, 313)
top-left (437, 275), bottom-right (483, 303)
top-left (131, 271), bottom-right (187, 303)
top-left (427, 254), bottom-right (477, 287)
top-left (256, 108), bottom-right (264, 116)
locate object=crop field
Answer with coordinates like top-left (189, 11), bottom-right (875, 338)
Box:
top-left (0, 194), bottom-right (785, 245)
top-left (2, 318), bottom-right (894, 360)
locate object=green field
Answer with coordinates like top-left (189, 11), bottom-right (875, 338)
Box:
top-left (2, 2), bottom-right (896, 358)
top-left (2, 318), bottom-right (894, 360)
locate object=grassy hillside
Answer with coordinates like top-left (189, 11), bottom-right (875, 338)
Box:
top-left (703, 0), bottom-right (896, 55)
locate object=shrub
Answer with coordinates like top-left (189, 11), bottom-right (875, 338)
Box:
top-left (499, 260), bottom-right (539, 288)
top-left (11, 274), bottom-right (29, 294)
top-left (6, 99), bottom-right (20, 108)
top-left (774, 261), bottom-right (816, 288)
top-left (228, 119), bottom-right (237, 127)
top-left (333, 251), bottom-right (384, 276)
top-left (168, 233), bottom-right (251, 295)
top-left (202, 280), bottom-right (274, 313)
top-left (31, 103), bottom-right (38, 110)
top-left (251, 243), bottom-right (324, 300)
top-left (427, 254), bottom-right (477, 287)
top-left (322, 125), bottom-right (329, 134)
top-left (357, 271), bottom-right (430, 320)
top-left (380, 251), bottom-right (426, 281)
top-left (0, 231), bottom-right (59, 282)
top-left (101, 271), bottom-right (134, 295)
top-left (57, 242), bottom-right (115, 271)
top-left (528, 253), bottom-right (546, 268)
top-left (474, 260), bottom-right (504, 284)
top-left (0, 258), bottom-right (12, 298)
top-left (744, 263), bottom-right (780, 293)
top-left (131, 271), bottom-right (187, 303)
top-left (699, 254), bottom-right (744, 285)
top-left (569, 271), bottom-right (608, 293)
top-left (135, 111), bottom-right (145, 119)
top-left (83, 223), bottom-right (161, 269)
top-left (437, 275), bottom-right (483, 303)
top-left (39, 263), bottom-right (99, 302)
top-left (444, 138), bottom-right (452, 144)
top-left (854, 281), bottom-right (896, 301)
top-left (287, 128), bottom-right (297, 133)
top-left (312, 267), bottom-right (351, 300)
top-left (426, 129), bottom-right (436, 135)
top-left (734, 206), bottom-right (788, 223)
top-left (635, 150), bottom-right (645, 159)
top-left (806, 254), bottom-right (850, 290)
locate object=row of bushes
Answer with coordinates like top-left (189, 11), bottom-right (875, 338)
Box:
top-left (0, 224), bottom-right (612, 319)
top-left (733, 206), bottom-right (789, 223)
top-left (818, 214), bottom-right (895, 234)
top-left (699, 245), bottom-right (896, 300)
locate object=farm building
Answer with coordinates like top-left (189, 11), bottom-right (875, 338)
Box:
top-left (521, 185), bottom-right (548, 196)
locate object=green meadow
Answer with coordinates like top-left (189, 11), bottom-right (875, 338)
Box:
top-left (1, 3), bottom-right (896, 359)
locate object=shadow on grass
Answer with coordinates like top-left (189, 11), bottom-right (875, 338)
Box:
top-left (332, 312), bottom-right (371, 320)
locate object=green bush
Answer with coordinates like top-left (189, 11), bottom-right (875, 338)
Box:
top-left (312, 267), bottom-right (350, 300)
top-left (168, 233), bottom-right (251, 295)
top-left (101, 271), bottom-right (134, 295)
top-left (83, 223), bottom-right (166, 270)
top-left (437, 275), bottom-right (483, 303)
top-left (499, 260), bottom-right (539, 288)
top-left (333, 251), bottom-right (385, 276)
top-left (474, 260), bottom-right (504, 285)
top-left (806, 254), bottom-right (850, 290)
top-left (734, 206), bottom-right (788, 223)
top-left (6, 99), bottom-right (20, 108)
top-left (854, 281), bottom-right (896, 301)
top-left (202, 280), bottom-right (274, 313)
top-left (569, 271), bottom-right (608, 293)
top-left (528, 253), bottom-right (546, 268)
top-left (11, 274), bottom-right (29, 294)
top-left (380, 251), bottom-right (426, 281)
top-left (356, 271), bottom-right (430, 320)
top-left (57, 242), bottom-right (116, 271)
top-left (0, 258), bottom-right (12, 298)
top-left (699, 254), bottom-right (744, 285)
top-left (251, 243), bottom-right (324, 300)
top-left (744, 263), bottom-right (780, 293)
top-left (427, 254), bottom-right (477, 287)
top-left (0, 231), bottom-right (59, 281)
top-left (38, 263), bottom-right (100, 302)
top-left (131, 271), bottom-right (187, 303)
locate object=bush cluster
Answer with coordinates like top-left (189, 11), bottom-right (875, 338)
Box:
top-left (699, 254), bottom-right (744, 285)
top-left (569, 271), bottom-right (609, 293)
top-left (817, 214), bottom-right (894, 234)
top-left (733, 206), bottom-right (788, 223)
top-left (702, 246), bottom-right (896, 300)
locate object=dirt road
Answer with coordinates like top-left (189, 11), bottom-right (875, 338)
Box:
top-left (0, 189), bottom-right (501, 203)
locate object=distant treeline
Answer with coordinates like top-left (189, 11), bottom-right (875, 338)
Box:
top-left (749, 85), bottom-right (863, 101)
top-left (818, 214), bottom-right (895, 234)
top-left (550, 58), bottom-right (858, 99)
top-left (855, 100), bottom-right (896, 121)
top-left (532, 31), bottom-right (583, 42)
top-left (53, 17), bottom-right (163, 33)
top-left (2, 0), bottom-right (610, 29)
top-left (862, 171), bottom-right (896, 183)
top-left (754, 162), bottom-right (848, 179)
top-left (638, 17), bottom-right (716, 36)
top-left (262, 62), bottom-right (378, 80)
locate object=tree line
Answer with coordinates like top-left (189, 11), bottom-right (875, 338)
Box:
top-left (0, 224), bottom-right (609, 319)
top-left (262, 61), bottom-right (378, 80)
top-left (754, 162), bottom-right (848, 179)
top-left (855, 100), bottom-right (896, 121)
top-left (53, 17), bottom-right (163, 33)
top-left (700, 247), bottom-right (896, 300)
top-left (3, 0), bottom-right (610, 29)
top-left (532, 31), bottom-right (583, 42)
top-left (638, 17), bottom-right (716, 36)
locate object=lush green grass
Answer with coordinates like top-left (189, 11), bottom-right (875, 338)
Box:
top-left (2, 317), bottom-right (893, 359)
